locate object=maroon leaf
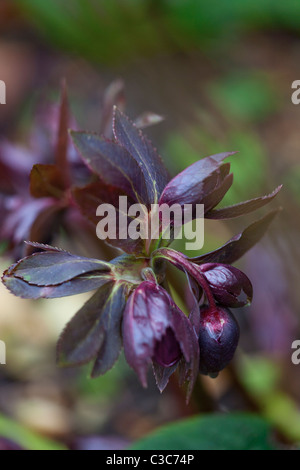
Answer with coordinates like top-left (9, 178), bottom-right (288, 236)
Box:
top-left (113, 107), bottom-right (169, 202)
top-left (206, 186), bottom-right (282, 219)
top-left (202, 173), bottom-right (233, 214)
top-left (91, 282), bottom-right (127, 376)
top-left (57, 281), bottom-right (126, 367)
top-left (70, 132), bottom-right (150, 205)
top-left (73, 180), bottom-right (145, 254)
top-left (159, 152), bottom-right (236, 208)
top-left (3, 271), bottom-right (112, 299)
top-left (4, 247), bottom-right (111, 286)
top-left (189, 209), bottom-right (281, 265)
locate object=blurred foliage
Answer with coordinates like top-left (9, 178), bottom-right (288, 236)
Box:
top-left (15, 0), bottom-right (300, 64)
top-left (284, 165), bottom-right (300, 204)
top-left (131, 412), bottom-right (278, 450)
top-left (209, 73), bottom-right (279, 124)
top-left (238, 356), bottom-right (300, 443)
top-left (76, 356), bottom-right (129, 400)
top-left (0, 413), bottom-right (66, 450)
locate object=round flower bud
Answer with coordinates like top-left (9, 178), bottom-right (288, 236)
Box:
top-left (198, 305), bottom-right (240, 376)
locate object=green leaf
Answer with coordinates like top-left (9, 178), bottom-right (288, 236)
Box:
top-left (130, 413), bottom-right (278, 450)
top-left (0, 413), bottom-right (66, 450)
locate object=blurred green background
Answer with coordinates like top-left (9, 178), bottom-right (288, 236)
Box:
top-left (0, 0), bottom-right (299, 450)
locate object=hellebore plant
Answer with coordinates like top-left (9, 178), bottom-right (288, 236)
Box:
top-left (2, 105), bottom-right (281, 399)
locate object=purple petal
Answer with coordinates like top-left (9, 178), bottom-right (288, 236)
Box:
top-left (159, 152), bottom-right (236, 208)
top-left (71, 132), bottom-right (150, 205)
top-left (201, 263), bottom-right (253, 308)
top-left (122, 282), bottom-right (172, 387)
top-left (189, 209), bottom-right (281, 265)
top-left (206, 186), bottom-right (282, 219)
top-left (113, 107), bottom-right (169, 202)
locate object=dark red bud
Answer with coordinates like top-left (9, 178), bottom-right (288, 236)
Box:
top-left (201, 263), bottom-right (253, 308)
top-left (198, 305), bottom-right (239, 376)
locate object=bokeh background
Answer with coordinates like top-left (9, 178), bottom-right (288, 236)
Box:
top-left (0, 0), bottom-right (299, 449)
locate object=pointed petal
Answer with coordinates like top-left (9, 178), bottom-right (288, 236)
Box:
top-left (91, 282), bottom-right (127, 376)
top-left (159, 153), bottom-right (235, 207)
top-left (57, 281), bottom-right (117, 366)
top-left (113, 107), bottom-right (169, 202)
top-left (71, 132), bottom-right (150, 205)
top-left (206, 186), bottom-right (282, 219)
top-left (189, 209), bottom-right (281, 265)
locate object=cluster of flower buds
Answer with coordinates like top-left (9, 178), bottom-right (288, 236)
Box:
top-left (2, 90), bottom-right (281, 400)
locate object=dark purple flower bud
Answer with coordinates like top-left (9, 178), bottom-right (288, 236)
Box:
top-left (122, 281), bottom-right (197, 387)
top-left (201, 263), bottom-right (253, 308)
top-left (198, 305), bottom-right (240, 377)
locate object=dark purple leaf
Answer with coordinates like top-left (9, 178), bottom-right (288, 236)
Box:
top-left (91, 282), bottom-right (127, 376)
top-left (201, 263), bottom-right (253, 307)
top-left (159, 157), bottom-right (233, 216)
top-left (73, 180), bottom-right (145, 254)
top-left (113, 107), bottom-right (169, 202)
top-left (206, 186), bottom-right (282, 219)
top-left (57, 281), bottom-right (126, 367)
top-left (70, 132), bottom-right (150, 205)
top-left (159, 152), bottom-right (236, 207)
top-left (3, 271), bottom-right (112, 299)
top-left (202, 173), bottom-right (233, 214)
top-left (189, 209), bottom-right (281, 265)
top-left (3, 247), bottom-right (111, 286)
